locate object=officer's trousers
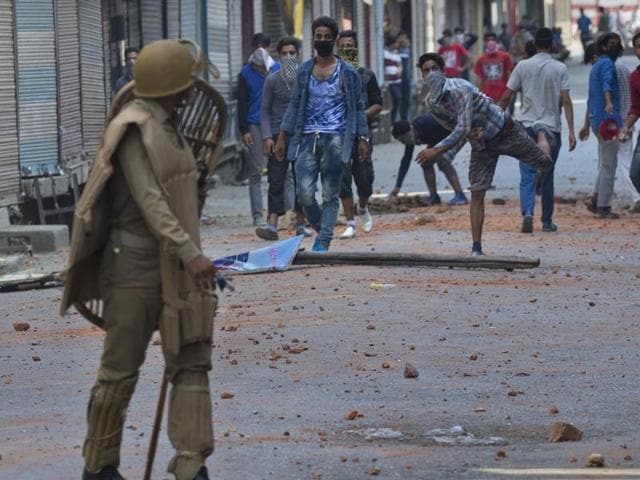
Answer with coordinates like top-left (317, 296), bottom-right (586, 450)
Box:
top-left (83, 241), bottom-right (213, 480)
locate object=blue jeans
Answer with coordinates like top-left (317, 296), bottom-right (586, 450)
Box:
top-left (519, 128), bottom-right (561, 223)
top-left (295, 133), bottom-right (344, 246)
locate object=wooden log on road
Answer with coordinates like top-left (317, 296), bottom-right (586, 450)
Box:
top-left (293, 252), bottom-right (539, 270)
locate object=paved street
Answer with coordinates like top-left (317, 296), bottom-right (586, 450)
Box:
top-left (1, 57), bottom-right (640, 480)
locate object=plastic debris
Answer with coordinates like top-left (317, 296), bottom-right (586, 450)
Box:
top-left (426, 426), bottom-right (508, 446)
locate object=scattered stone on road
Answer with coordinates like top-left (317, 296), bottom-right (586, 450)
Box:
top-left (13, 322), bottom-right (30, 332)
top-left (548, 405), bottom-right (560, 415)
top-left (492, 198), bottom-right (506, 205)
top-left (548, 422), bottom-right (583, 442)
top-left (473, 406), bottom-right (487, 413)
top-left (413, 215), bottom-right (435, 226)
top-left (344, 410), bottom-right (364, 421)
top-left (586, 453), bottom-right (605, 467)
top-left (220, 392), bottom-right (235, 399)
top-left (404, 363), bottom-right (419, 378)
top-left (496, 450), bottom-right (507, 458)
top-left (366, 466), bottom-right (381, 475)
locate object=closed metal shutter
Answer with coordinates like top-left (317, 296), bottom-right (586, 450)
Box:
top-left (166, 0), bottom-right (180, 38)
top-left (55, 0), bottom-right (83, 164)
top-left (127, 0), bottom-right (142, 49)
top-left (0, 2), bottom-right (20, 205)
top-left (141, 0), bottom-right (163, 45)
top-left (208, 0), bottom-right (231, 98)
top-left (228, 1), bottom-right (243, 80)
top-left (263, 0), bottom-right (285, 45)
top-left (79, 0), bottom-right (107, 160)
top-left (180, 0), bottom-right (198, 42)
top-left (15, 0), bottom-right (59, 178)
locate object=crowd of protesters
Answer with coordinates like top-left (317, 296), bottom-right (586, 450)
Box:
top-left (231, 11), bottom-right (640, 255)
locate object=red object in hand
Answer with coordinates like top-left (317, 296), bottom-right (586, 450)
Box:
top-left (599, 119), bottom-right (619, 142)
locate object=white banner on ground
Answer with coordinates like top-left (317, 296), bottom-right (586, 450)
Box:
top-left (212, 235), bottom-right (304, 273)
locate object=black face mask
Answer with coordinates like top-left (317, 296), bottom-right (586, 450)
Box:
top-left (314, 40), bottom-right (335, 58)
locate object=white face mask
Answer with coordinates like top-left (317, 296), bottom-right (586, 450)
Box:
top-left (455, 33), bottom-right (465, 44)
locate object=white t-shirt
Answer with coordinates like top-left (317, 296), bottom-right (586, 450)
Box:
top-left (384, 49), bottom-right (402, 85)
top-left (507, 52), bottom-right (570, 132)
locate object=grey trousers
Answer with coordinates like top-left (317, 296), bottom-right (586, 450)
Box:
top-left (595, 136), bottom-right (619, 208)
top-left (247, 124), bottom-right (265, 219)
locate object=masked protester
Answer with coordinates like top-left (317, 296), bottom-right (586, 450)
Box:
top-left (473, 32), bottom-right (513, 102)
top-left (237, 32), bottom-right (281, 227)
top-left (579, 33), bottom-right (625, 218)
top-left (255, 37), bottom-right (312, 241)
top-left (61, 40), bottom-right (217, 480)
top-left (418, 52), bottom-right (552, 256)
top-left (335, 29), bottom-right (383, 240)
top-left (113, 46), bottom-right (139, 95)
top-left (275, 17), bottom-right (369, 252)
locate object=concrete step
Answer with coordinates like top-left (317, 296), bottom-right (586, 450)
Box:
top-left (0, 255), bottom-right (24, 275)
top-left (0, 225), bottom-right (69, 254)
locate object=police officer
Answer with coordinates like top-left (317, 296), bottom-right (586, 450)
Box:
top-left (61, 40), bottom-right (217, 480)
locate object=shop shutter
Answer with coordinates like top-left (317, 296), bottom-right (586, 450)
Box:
top-left (228, 1), bottom-right (243, 79)
top-left (263, 0), bottom-right (285, 45)
top-left (180, 0), bottom-right (198, 42)
top-left (208, 0), bottom-right (231, 98)
top-left (15, 0), bottom-right (59, 178)
top-left (166, 0), bottom-right (180, 39)
top-left (79, 0), bottom-right (107, 160)
top-left (127, 0), bottom-right (142, 49)
top-left (141, 0), bottom-right (163, 45)
top-left (55, 0), bottom-right (83, 164)
top-left (0, 1), bottom-right (20, 205)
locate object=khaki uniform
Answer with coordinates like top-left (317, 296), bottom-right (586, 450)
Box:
top-left (62, 98), bottom-right (216, 479)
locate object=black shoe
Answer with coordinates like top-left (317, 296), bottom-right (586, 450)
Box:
top-left (255, 226), bottom-right (279, 241)
top-left (597, 208), bottom-right (620, 219)
top-left (82, 466), bottom-right (125, 480)
top-left (193, 466), bottom-right (210, 480)
top-left (521, 215), bottom-right (533, 233)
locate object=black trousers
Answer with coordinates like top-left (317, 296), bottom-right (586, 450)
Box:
top-left (340, 143), bottom-right (374, 200)
top-left (267, 154), bottom-right (301, 216)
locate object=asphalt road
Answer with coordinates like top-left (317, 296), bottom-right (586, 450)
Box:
top-left (1, 56), bottom-right (639, 480)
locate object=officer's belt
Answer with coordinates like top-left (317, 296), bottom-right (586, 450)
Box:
top-left (110, 229), bottom-right (159, 251)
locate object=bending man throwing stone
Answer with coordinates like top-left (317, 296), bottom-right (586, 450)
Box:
top-left (418, 52), bottom-right (552, 255)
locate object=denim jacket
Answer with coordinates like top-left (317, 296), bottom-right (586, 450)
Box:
top-left (280, 57), bottom-right (369, 162)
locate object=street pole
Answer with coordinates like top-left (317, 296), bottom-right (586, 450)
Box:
top-left (374, 0), bottom-right (384, 88)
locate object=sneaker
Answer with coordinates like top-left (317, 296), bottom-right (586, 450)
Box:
top-left (358, 208), bottom-right (373, 233)
top-left (83, 466), bottom-right (125, 480)
top-left (312, 238), bottom-right (329, 252)
top-left (295, 224), bottom-right (313, 237)
top-left (471, 249), bottom-right (484, 257)
top-left (252, 214), bottom-right (267, 227)
top-left (428, 194), bottom-right (442, 205)
top-left (542, 222), bottom-right (558, 232)
top-left (339, 224), bottom-right (356, 239)
top-left (255, 226), bottom-right (278, 241)
top-left (521, 215), bottom-right (533, 233)
top-left (448, 192), bottom-right (469, 206)
top-left (597, 208), bottom-right (620, 219)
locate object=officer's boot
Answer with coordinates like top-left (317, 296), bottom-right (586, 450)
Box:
top-left (82, 465), bottom-right (125, 480)
top-left (193, 466), bottom-right (209, 480)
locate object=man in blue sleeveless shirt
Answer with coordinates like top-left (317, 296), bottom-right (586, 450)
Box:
top-left (276, 17), bottom-right (369, 252)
